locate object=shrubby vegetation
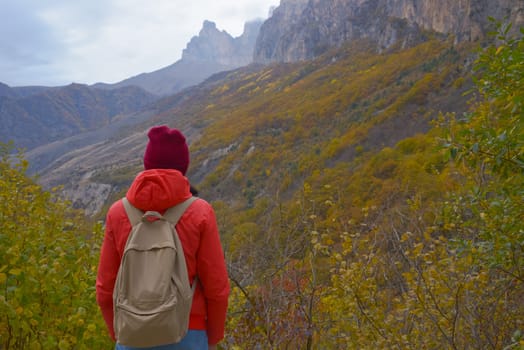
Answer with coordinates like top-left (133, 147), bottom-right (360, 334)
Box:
top-left (0, 144), bottom-right (112, 349)
top-left (0, 22), bottom-right (521, 349)
top-left (220, 23), bottom-right (523, 349)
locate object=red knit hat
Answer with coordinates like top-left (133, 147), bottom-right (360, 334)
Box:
top-left (143, 125), bottom-right (190, 174)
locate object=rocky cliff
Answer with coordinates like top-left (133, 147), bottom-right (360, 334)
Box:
top-left (182, 20), bottom-right (262, 66)
top-left (387, 0), bottom-right (523, 40)
top-left (254, 0), bottom-right (524, 63)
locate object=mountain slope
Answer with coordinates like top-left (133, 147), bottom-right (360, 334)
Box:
top-left (3, 19), bottom-right (522, 349)
top-left (0, 83), bottom-right (157, 150)
top-left (30, 37), bottom-right (475, 216)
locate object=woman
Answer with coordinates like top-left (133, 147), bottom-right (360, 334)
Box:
top-left (96, 125), bottom-right (230, 350)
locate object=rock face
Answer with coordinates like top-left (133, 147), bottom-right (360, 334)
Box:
top-left (254, 0), bottom-right (524, 63)
top-left (96, 20), bottom-right (263, 96)
top-left (387, 0), bottom-right (523, 41)
top-left (182, 20), bottom-right (262, 66)
top-left (253, 0), bottom-right (310, 63)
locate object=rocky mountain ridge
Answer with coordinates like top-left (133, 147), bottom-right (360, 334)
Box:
top-left (254, 0), bottom-right (524, 63)
top-left (0, 82), bottom-right (51, 99)
top-left (94, 20), bottom-right (263, 96)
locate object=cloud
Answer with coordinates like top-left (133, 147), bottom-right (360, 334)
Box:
top-left (0, 0), bottom-right (117, 86)
top-left (0, 2), bottom-right (64, 85)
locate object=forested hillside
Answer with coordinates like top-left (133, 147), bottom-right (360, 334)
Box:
top-left (1, 22), bottom-right (522, 349)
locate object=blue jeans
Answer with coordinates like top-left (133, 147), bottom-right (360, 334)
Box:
top-left (115, 330), bottom-right (208, 350)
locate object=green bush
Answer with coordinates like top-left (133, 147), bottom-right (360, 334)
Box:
top-left (0, 143), bottom-right (112, 349)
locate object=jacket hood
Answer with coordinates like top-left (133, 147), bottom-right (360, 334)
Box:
top-left (126, 169), bottom-right (192, 211)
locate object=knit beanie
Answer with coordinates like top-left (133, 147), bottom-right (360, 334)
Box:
top-left (143, 125), bottom-right (190, 175)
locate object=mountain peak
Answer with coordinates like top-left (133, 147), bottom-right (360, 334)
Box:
top-left (201, 20), bottom-right (220, 34)
top-left (182, 19), bottom-right (262, 66)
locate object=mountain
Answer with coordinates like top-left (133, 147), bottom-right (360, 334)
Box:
top-left (0, 82), bottom-right (15, 98)
top-left (0, 82), bottom-right (50, 99)
top-left (22, 0), bottom-right (523, 217)
top-left (28, 38), bottom-right (474, 215)
top-left (3, 1), bottom-right (522, 347)
top-left (0, 83), bottom-right (157, 150)
top-left (94, 20), bottom-right (263, 96)
top-left (1, 19), bottom-right (263, 153)
top-left (254, 0), bottom-right (524, 63)
top-left (182, 20), bottom-right (262, 66)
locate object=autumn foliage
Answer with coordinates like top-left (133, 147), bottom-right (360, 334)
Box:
top-left (0, 144), bottom-right (112, 349)
top-left (219, 23), bottom-right (523, 349)
top-left (0, 22), bottom-right (522, 349)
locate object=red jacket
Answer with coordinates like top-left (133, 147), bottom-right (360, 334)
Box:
top-left (96, 169), bottom-right (230, 345)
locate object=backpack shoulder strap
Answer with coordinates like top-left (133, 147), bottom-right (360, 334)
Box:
top-left (163, 196), bottom-right (197, 225)
top-left (164, 196), bottom-right (198, 294)
top-left (164, 196), bottom-right (199, 293)
top-left (122, 197), bottom-right (144, 226)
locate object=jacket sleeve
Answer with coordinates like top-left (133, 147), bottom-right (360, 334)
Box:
top-left (197, 203), bottom-right (230, 345)
top-left (95, 203), bottom-right (122, 341)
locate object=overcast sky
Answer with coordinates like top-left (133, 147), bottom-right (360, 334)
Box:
top-left (0, 0), bottom-right (280, 87)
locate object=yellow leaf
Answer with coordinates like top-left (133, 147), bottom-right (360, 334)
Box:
top-left (9, 268), bottom-right (22, 276)
top-left (412, 243), bottom-right (423, 256)
top-left (401, 232), bottom-right (412, 242)
top-left (58, 340), bottom-right (70, 350)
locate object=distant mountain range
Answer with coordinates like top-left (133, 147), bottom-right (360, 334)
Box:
top-left (0, 82), bottom-right (157, 150)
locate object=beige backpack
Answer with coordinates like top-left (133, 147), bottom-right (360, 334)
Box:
top-left (113, 196), bottom-right (197, 347)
